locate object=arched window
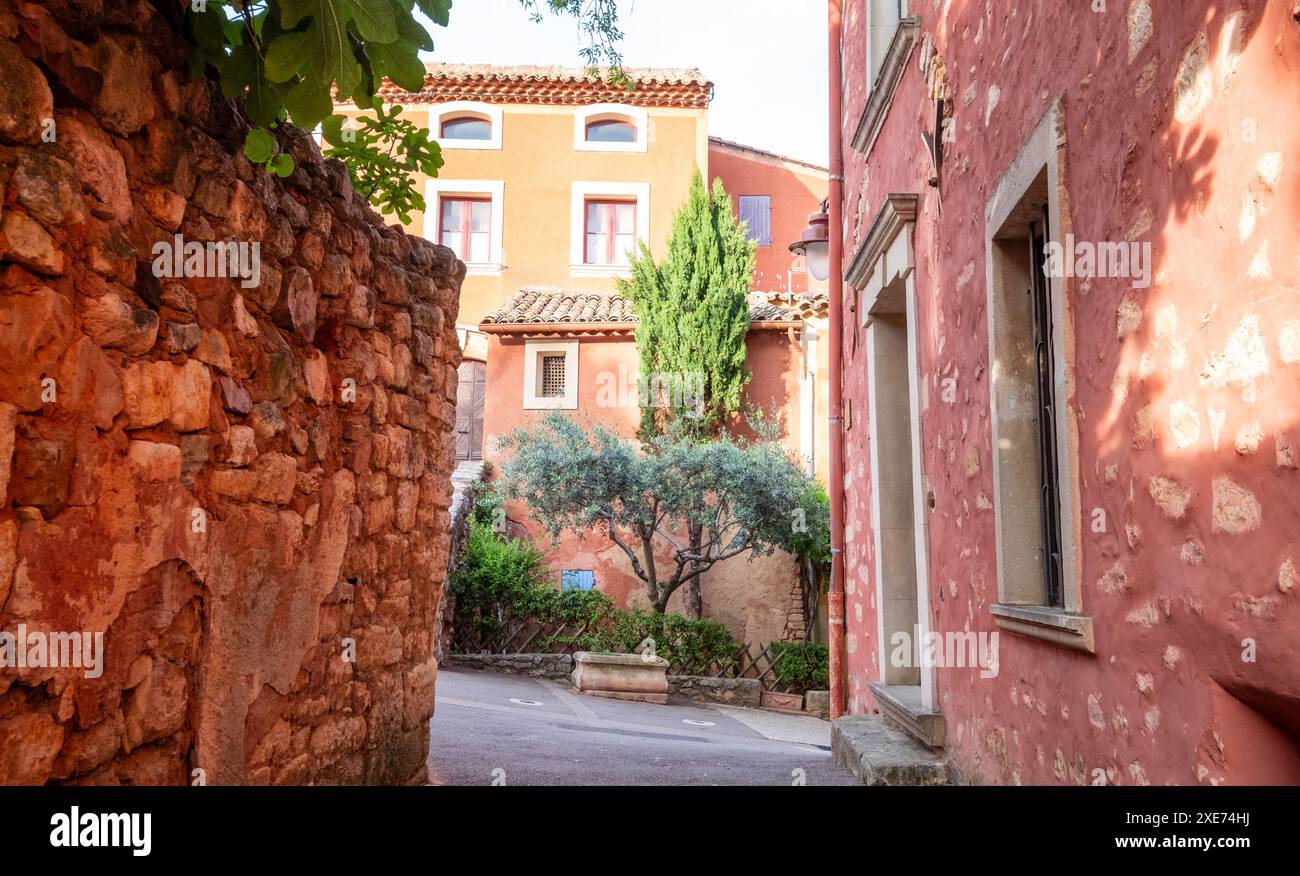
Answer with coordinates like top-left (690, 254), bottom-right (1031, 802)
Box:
top-left (433, 102), bottom-right (503, 150)
top-left (440, 116), bottom-right (491, 140)
top-left (585, 119), bottom-right (636, 144)
top-left (574, 105), bottom-right (647, 152)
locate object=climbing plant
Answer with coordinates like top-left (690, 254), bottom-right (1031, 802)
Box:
top-left (184, 0), bottom-right (624, 217)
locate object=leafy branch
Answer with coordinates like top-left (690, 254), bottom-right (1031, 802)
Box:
top-left (184, 0), bottom-right (625, 218)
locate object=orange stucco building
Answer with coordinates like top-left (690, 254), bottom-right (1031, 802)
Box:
top-left (364, 64), bottom-right (832, 644)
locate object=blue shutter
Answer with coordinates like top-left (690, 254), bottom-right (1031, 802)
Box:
top-left (739, 196), bottom-right (772, 246)
top-left (562, 570), bottom-right (595, 591)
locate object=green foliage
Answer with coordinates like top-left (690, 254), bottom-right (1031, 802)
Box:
top-left (781, 481), bottom-right (831, 575)
top-left (184, 0), bottom-right (624, 218)
top-left (520, 0), bottom-right (625, 81)
top-left (619, 172), bottom-right (756, 438)
top-left (600, 609), bottom-right (739, 668)
top-left (769, 641), bottom-right (829, 694)
top-left (497, 412), bottom-right (813, 613)
top-left (451, 520), bottom-right (548, 616)
top-left (469, 480), bottom-right (504, 529)
top-left (452, 520), bottom-right (739, 665)
top-left (321, 102), bottom-right (443, 223)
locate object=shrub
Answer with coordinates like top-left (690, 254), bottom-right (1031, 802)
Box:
top-left (597, 609), bottom-right (740, 669)
top-left (451, 520), bottom-right (547, 619)
top-left (769, 642), bottom-right (829, 694)
top-left (451, 521), bottom-right (740, 666)
top-left (470, 481), bottom-right (505, 529)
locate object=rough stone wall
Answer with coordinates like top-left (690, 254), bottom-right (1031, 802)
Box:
top-left (0, 0), bottom-right (462, 785)
top-left (839, 0), bottom-right (1300, 784)
top-left (668, 675), bottom-right (762, 708)
top-left (448, 653), bottom-right (574, 680)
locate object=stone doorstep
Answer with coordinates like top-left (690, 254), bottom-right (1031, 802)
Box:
top-left (868, 682), bottom-right (946, 749)
top-left (831, 715), bottom-right (949, 786)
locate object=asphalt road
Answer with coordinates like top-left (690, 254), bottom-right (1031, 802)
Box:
top-left (426, 667), bottom-right (858, 786)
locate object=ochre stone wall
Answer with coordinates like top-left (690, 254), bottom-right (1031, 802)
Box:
top-left (0, 0), bottom-right (462, 784)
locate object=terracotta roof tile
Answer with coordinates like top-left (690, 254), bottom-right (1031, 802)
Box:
top-left (756, 290), bottom-right (830, 319)
top-left (365, 63), bottom-right (713, 108)
top-left (481, 288), bottom-right (799, 326)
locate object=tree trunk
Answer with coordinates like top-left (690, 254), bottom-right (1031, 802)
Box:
top-left (683, 522), bottom-right (704, 619)
top-left (683, 578), bottom-right (702, 619)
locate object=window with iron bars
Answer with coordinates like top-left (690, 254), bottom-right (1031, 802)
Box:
top-left (541, 354), bottom-right (567, 398)
top-left (1028, 207), bottom-right (1064, 607)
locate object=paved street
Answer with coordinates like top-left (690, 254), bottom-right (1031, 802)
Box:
top-left (426, 667), bottom-right (858, 786)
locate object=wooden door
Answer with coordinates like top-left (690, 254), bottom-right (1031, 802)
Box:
top-left (454, 360), bottom-right (486, 461)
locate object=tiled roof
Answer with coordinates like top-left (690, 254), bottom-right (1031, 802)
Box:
top-left (482, 289), bottom-right (636, 325)
top-left (756, 290), bottom-right (830, 319)
top-left (368, 64), bottom-right (713, 108)
top-left (481, 288), bottom-right (801, 327)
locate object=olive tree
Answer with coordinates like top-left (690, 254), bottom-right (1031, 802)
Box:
top-left (496, 413), bottom-right (819, 615)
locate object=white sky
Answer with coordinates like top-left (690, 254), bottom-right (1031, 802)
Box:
top-left (419, 0), bottom-right (829, 166)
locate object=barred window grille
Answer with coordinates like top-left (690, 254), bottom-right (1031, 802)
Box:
top-left (541, 354), bottom-right (566, 397)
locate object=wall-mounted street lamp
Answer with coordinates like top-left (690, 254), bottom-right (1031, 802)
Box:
top-left (789, 208), bottom-right (830, 282)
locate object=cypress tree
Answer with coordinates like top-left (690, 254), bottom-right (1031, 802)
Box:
top-left (620, 171), bottom-right (756, 440)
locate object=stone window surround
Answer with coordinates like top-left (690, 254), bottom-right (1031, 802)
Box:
top-left (523, 339), bottom-right (579, 410)
top-left (851, 14), bottom-right (920, 157)
top-left (423, 179), bottom-right (505, 276)
top-left (431, 101), bottom-right (503, 151)
top-left (845, 193), bottom-right (939, 712)
top-left (569, 181), bottom-right (650, 278)
top-left (574, 104), bottom-right (649, 153)
top-left (983, 98), bottom-right (1094, 654)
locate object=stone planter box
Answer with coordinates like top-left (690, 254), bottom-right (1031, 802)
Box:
top-left (804, 689), bottom-right (830, 718)
top-left (760, 690), bottom-right (805, 713)
top-left (571, 651), bottom-right (669, 704)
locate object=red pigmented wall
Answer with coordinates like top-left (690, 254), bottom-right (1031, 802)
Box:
top-left (708, 140), bottom-right (830, 295)
top-left (840, 0), bottom-right (1300, 784)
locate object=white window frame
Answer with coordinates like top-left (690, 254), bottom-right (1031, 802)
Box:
top-left (523, 340), bottom-right (579, 410)
top-left (423, 179), bottom-right (505, 275)
top-left (570, 181), bottom-right (650, 278)
top-left (432, 101), bottom-right (503, 151)
top-left (853, 4), bottom-right (917, 157)
top-left (867, 0), bottom-right (909, 86)
top-left (574, 104), bottom-right (648, 153)
top-left (984, 99), bottom-right (1093, 654)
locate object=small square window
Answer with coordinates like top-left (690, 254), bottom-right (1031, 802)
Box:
top-left (523, 340), bottom-right (577, 410)
top-left (562, 570), bottom-right (595, 591)
top-left (541, 354), bottom-right (567, 398)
